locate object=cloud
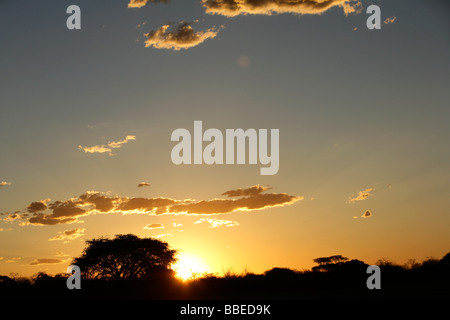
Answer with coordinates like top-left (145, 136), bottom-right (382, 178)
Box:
top-left (24, 197), bottom-right (91, 225)
top-left (194, 218), bottom-right (239, 228)
top-left (201, 0), bottom-right (362, 17)
top-left (353, 210), bottom-right (372, 219)
top-left (222, 185), bottom-right (269, 197)
top-left (55, 252), bottom-right (70, 257)
top-left (384, 16), bottom-right (397, 25)
top-left (144, 21), bottom-right (220, 50)
top-left (78, 135), bottom-right (136, 156)
top-left (154, 233), bottom-right (172, 239)
top-left (9, 185), bottom-right (300, 225)
top-left (30, 258), bottom-right (64, 266)
top-left (48, 228), bottom-right (85, 242)
top-left (128, 0), bottom-right (148, 8)
top-left (47, 200), bottom-right (87, 219)
top-left (136, 21), bottom-right (147, 29)
top-left (5, 257), bottom-right (22, 263)
top-left (22, 192), bottom-right (121, 225)
top-left (341, 0), bottom-right (361, 15)
top-left (78, 191), bottom-right (117, 213)
top-left (0, 181), bottom-right (11, 187)
top-left (169, 188), bottom-right (302, 214)
top-left (348, 188), bottom-right (374, 203)
top-left (118, 197), bottom-right (178, 213)
top-left (143, 223), bottom-right (164, 230)
top-left (78, 145), bottom-right (111, 154)
top-left (27, 199), bottom-right (50, 213)
top-left (107, 135), bottom-right (136, 148)
top-left (21, 194), bottom-right (177, 225)
top-left (27, 214), bottom-right (78, 226)
top-left (3, 213), bottom-right (25, 222)
top-left (361, 210), bottom-right (372, 218)
top-left (128, 0), bottom-right (169, 8)
top-left (138, 182), bottom-right (150, 187)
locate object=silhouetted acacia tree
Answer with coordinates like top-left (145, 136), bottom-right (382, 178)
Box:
top-left (312, 255), bottom-right (349, 272)
top-left (72, 234), bottom-right (177, 280)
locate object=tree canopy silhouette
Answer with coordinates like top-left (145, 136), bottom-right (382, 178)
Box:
top-left (72, 234), bottom-right (177, 280)
top-left (312, 255), bottom-right (349, 272)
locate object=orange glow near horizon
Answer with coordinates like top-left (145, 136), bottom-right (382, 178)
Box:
top-left (172, 252), bottom-right (209, 281)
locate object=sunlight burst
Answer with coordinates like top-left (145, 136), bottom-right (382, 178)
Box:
top-left (172, 252), bottom-right (208, 281)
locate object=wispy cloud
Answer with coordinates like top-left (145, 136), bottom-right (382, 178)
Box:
top-left (5, 257), bottom-right (22, 264)
top-left (194, 218), bottom-right (239, 228)
top-left (348, 188), bottom-right (374, 203)
top-left (384, 16), bottom-right (397, 25)
top-left (3, 213), bottom-right (26, 222)
top-left (222, 185), bottom-right (269, 197)
top-left (144, 21), bottom-right (220, 50)
top-left (78, 135), bottom-right (136, 156)
top-left (201, 0), bottom-right (362, 17)
top-left (55, 252), bottom-right (70, 257)
top-left (154, 233), bottom-right (172, 239)
top-left (48, 228), bottom-right (85, 242)
top-left (128, 0), bottom-right (169, 8)
top-left (138, 182), bottom-right (150, 188)
top-left (30, 258), bottom-right (65, 266)
top-left (143, 223), bottom-right (164, 230)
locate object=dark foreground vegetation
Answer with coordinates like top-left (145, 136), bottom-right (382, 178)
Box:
top-left (1, 235), bottom-right (449, 300)
top-left (1, 254), bottom-right (449, 300)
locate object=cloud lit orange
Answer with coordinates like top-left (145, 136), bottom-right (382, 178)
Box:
top-left (4, 186), bottom-right (301, 226)
top-left (144, 22), bottom-right (220, 50)
top-left (201, 0), bottom-right (362, 17)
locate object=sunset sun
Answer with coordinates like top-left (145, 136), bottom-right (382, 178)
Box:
top-left (172, 252), bottom-right (209, 281)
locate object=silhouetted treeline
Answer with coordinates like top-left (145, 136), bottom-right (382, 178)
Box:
top-left (1, 252), bottom-right (449, 300)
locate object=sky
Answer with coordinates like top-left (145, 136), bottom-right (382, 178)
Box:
top-left (0, 0), bottom-right (449, 278)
